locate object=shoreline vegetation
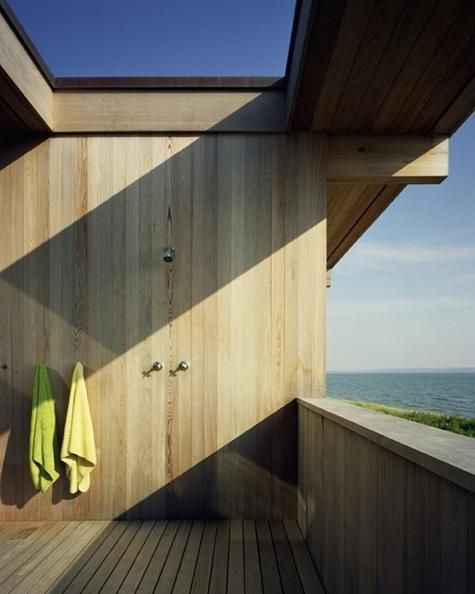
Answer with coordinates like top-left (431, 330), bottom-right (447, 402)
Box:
top-left (348, 401), bottom-right (475, 438)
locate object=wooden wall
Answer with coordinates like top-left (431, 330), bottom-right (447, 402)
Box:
top-left (298, 403), bottom-right (475, 594)
top-left (0, 133), bottom-right (326, 520)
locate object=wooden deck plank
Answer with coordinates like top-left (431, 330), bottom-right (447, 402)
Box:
top-left (0, 523), bottom-right (14, 537)
top-left (0, 522), bottom-right (55, 574)
top-left (256, 521), bottom-right (282, 594)
top-left (82, 521), bottom-right (142, 593)
top-left (0, 520), bottom-right (323, 593)
top-left (269, 521), bottom-right (303, 594)
top-left (191, 521), bottom-right (217, 594)
top-left (100, 521), bottom-right (155, 593)
top-left (243, 520), bottom-right (263, 594)
top-left (0, 522), bottom-right (64, 579)
top-left (227, 520), bottom-right (244, 594)
top-left (208, 521), bottom-right (229, 594)
top-left (49, 521), bottom-right (118, 593)
top-left (155, 521), bottom-right (192, 594)
top-left (172, 521), bottom-right (204, 593)
top-left (0, 522), bottom-right (79, 591)
top-left (137, 521), bottom-right (180, 593)
top-left (0, 522), bottom-right (26, 543)
top-left (0, 522), bottom-right (47, 564)
top-left (283, 520), bottom-right (325, 594)
top-left (118, 521), bottom-right (167, 593)
top-left (56, 521), bottom-right (130, 593)
top-left (12, 522), bottom-right (107, 593)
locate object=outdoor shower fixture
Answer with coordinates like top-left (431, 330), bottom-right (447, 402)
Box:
top-left (142, 361), bottom-right (163, 377)
top-left (170, 361), bottom-right (190, 376)
top-left (163, 246), bottom-right (176, 263)
top-left (143, 360), bottom-right (189, 378)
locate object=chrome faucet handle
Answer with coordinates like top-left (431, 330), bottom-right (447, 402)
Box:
top-left (143, 361), bottom-right (163, 378)
top-left (170, 361), bottom-right (189, 376)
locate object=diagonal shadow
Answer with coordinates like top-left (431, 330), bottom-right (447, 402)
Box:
top-left (116, 401), bottom-right (298, 520)
top-left (0, 94), bottom-right (323, 513)
top-left (1, 128), bottom-right (321, 365)
top-left (0, 373), bottom-right (80, 509)
top-left (50, 402), bottom-right (298, 592)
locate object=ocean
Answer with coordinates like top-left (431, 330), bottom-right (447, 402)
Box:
top-left (327, 372), bottom-right (475, 417)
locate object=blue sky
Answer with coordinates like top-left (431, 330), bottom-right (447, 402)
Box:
top-left (9, 0), bottom-right (296, 76)
top-left (328, 114), bottom-right (475, 371)
top-left (9, 1), bottom-right (475, 371)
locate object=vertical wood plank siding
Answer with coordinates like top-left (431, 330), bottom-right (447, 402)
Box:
top-left (298, 404), bottom-right (475, 594)
top-left (0, 133), bottom-right (326, 520)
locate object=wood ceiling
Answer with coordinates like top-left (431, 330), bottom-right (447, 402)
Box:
top-left (327, 184), bottom-right (405, 269)
top-left (290, 0), bottom-right (475, 135)
top-left (288, 0), bottom-right (475, 267)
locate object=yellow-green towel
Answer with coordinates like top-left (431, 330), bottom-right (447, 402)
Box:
top-left (29, 363), bottom-right (60, 492)
top-left (61, 362), bottom-right (96, 494)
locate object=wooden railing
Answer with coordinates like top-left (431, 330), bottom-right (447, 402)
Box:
top-left (298, 398), bottom-right (475, 594)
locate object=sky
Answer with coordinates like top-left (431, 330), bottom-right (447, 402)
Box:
top-left (328, 114), bottom-right (475, 371)
top-left (9, 0), bottom-right (296, 76)
top-left (8, 1), bottom-right (475, 371)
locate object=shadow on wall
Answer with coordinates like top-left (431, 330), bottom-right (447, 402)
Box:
top-left (0, 371), bottom-right (86, 510)
top-left (116, 402), bottom-right (298, 520)
top-left (0, 391), bottom-right (297, 516)
top-left (0, 133), bottom-right (323, 361)
top-left (0, 94), bottom-right (324, 515)
top-left (46, 404), bottom-right (297, 591)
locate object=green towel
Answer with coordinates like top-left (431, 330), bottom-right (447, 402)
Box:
top-left (29, 364), bottom-right (60, 492)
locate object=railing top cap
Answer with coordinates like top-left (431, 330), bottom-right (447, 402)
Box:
top-left (298, 397), bottom-right (475, 494)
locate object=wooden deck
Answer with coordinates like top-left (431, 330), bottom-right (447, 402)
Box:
top-left (0, 520), bottom-right (324, 593)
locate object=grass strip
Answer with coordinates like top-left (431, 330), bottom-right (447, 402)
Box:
top-left (347, 400), bottom-right (475, 438)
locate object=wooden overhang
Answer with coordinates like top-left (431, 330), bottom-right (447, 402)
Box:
top-left (288, 0), bottom-right (475, 267)
top-left (0, 0), bottom-right (474, 268)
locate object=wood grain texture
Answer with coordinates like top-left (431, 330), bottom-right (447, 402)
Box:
top-left (298, 403), bottom-right (475, 594)
top-left (327, 134), bottom-right (449, 184)
top-left (0, 520), bottom-right (322, 593)
top-left (328, 0), bottom-right (408, 132)
top-left (0, 11), bottom-right (53, 129)
top-left (0, 133), bottom-right (326, 520)
top-left (310, 0), bottom-right (376, 131)
top-left (327, 183), bottom-right (405, 269)
top-left (53, 90), bottom-right (287, 132)
top-left (287, 0), bottom-right (348, 129)
top-left (290, 0), bottom-right (475, 135)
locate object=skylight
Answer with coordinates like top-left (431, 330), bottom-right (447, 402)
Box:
top-left (8, 0), bottom-right (297, 78)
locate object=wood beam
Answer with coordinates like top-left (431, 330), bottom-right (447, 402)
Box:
top-left (327, 183), bottom-right (405, 269)
top-left (0, 10), bottom-right (53, 131)
top-left (286, 0), bottom-right (348, 129)
top-left (54, 76), bottom-right (285, 90)
top-left (53, 90), bottom-right (287, 133)
top-left (327, 135), bottom-right (448, 184)
top-left (433, 78), bottom-right (475, 134)
top-left (285, 0), bottom-right (316, 124)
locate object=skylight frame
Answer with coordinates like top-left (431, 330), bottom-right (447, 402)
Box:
top-left (1, 0), bottom-right (302, 91)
